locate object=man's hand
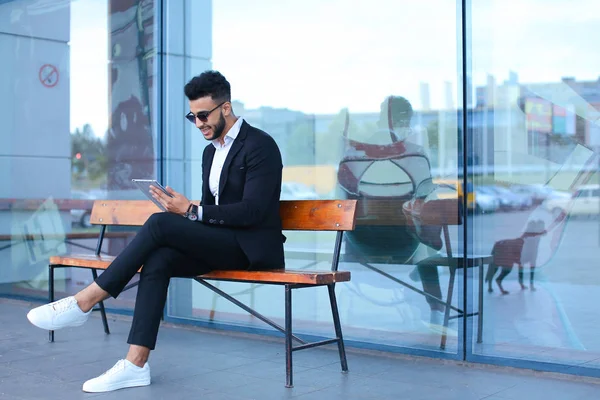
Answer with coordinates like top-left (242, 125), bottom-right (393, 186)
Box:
top-left (149, 185), bottom-right (191, 216)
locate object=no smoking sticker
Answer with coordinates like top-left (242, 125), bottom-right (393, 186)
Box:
top-left (39, 64), bottom-right (59, 88)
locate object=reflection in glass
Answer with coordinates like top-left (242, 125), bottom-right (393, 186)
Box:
top-left (0, 0), bottom-right (156, 313)
top-left (167, 0), bottom-right (463, 355)
top-left (472, 0), bottom-right (600, 370)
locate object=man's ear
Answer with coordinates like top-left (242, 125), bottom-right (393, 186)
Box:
top-left (222, 102), bottom-right (232, 117)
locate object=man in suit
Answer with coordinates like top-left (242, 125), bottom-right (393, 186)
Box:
top-left (26, 70), bottom-right (285, 393)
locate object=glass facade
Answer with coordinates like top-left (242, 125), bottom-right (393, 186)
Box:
top-left (1, 0), bottom-right (599, 377)
top-left (0, 0), bottom-right (157, 311)
top-left (470, 1), bottom-right (600, 371)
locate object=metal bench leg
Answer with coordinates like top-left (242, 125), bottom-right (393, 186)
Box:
top-left (91, 269), bottom-right (110, 335)
top-left (285, 284), bottom-right (293, 388)
top-left (477, 260), bottom-right (484, 343)
top-left (209, 281), bottom-right (220, 322)
top-left (49, 265), bottom-right (55, 343)
top-left (440, 266), bottom-right (457, 350)
top-left (328, 284), bottom-right (348, 372)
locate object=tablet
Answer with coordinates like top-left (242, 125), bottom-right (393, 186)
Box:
top-left (131, 179), bottom-right (173, 211)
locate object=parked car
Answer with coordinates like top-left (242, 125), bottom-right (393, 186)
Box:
top-left (473, 188), bottom-right (499, 213)
top-left (480, 185), bottom-right (532, 211)
top-left (509, 184), bottom-right (538, 204)
top-left (280, 182), bottom-right (319, 200)
top-left (70, 190), bottom-right (106, 227)
top-left (70, 191), bottom-right (92, 227)
top-left (432, 179), bottom-right (476, 210)
top-left (544, 184), bottom-right (600, 216)
top-left (510, 184), bottom-right (553, 205)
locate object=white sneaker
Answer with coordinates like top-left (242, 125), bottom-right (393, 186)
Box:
top-left (26, 296), bottom-right (91, 330)
top-left (82, 359), bottom-right (151, 393)
top-left (427, 310), bottom-right (458, 337)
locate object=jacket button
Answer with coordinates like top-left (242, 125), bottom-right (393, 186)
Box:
top-left (219, 220), bottom-right (224, 224)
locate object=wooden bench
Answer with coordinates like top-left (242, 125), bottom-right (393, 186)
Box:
top-left (47, 199), bottom-right (357, 388)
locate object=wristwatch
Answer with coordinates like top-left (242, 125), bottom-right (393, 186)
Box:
top-left (184, 203), bottom-right (199, 221)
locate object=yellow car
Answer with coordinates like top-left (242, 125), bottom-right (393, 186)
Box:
top-left (432, 179), bottom-right (476, 210)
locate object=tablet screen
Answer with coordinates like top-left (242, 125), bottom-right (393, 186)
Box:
top-left (131, 179), bottom-right (173, 211)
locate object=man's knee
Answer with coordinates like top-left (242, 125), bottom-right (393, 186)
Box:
top-left (143, 212), bottom-right (180, 242)
top-left (140, 248), bottom-right (176, 278)
top-left (145, 212), bottom-right (175, 229)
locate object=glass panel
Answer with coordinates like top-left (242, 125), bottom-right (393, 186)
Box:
top-left (166, 0), bottom-right (463, 355)
top-left (0, 0), bottom-right (159, 312)
top-left (471, 0), bottom-right (600, 369)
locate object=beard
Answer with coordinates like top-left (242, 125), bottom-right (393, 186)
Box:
top-left (204, 111), bottom-right (226, 141)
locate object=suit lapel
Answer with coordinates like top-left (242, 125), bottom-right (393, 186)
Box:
top-left (203, 145), bottom-right (216, 202)
top-left (218, 120), bottom-right (248, 195)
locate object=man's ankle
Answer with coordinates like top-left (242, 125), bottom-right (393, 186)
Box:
top-left (125, 344), bottom-right (151, 368)
top-left (73, 297), bottom-right (92, 313)
top-left (126, 356), bottom-right (148, 368)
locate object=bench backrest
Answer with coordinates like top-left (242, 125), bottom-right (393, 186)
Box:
top-left (89, 200), bottom-right (357, 231)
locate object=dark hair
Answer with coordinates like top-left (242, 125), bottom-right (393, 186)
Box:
top-left (380, 95), bottom-right (413, 128)
top-left (184, 70), bottom-right (231, 102)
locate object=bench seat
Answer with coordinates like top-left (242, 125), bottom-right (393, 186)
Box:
top-left (49, 254), bottom-right (350, 285)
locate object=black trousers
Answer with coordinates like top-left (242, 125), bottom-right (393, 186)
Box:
top-left (94, 212), bottom-right (249, 350)
top-left (417, 265), bottom-right (444, 312)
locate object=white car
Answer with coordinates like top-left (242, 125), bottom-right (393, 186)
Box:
top-left (70, 191), bottom-right (93, 227)
top-left (70, 190), bottom-right (106, 227)
top-left (281, 182), bottom-right (318, 200)
top-left (473, 189), bottom-right (499, 213)
top-left (544, 184), bottom-right (600, 216)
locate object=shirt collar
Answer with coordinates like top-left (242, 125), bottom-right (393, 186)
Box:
top-left (212, 117), bottom-right (244, 148)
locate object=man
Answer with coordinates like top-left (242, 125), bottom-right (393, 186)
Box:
top-left (337, 95), bottom-right (448, 329)
top-left (337, 95), bottom-right (430, 261)
top-left (26, 70), bottom-right (285, 393)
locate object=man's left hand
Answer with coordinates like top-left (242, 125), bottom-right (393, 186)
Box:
top-left (149, 185), bottom-right (191, 216)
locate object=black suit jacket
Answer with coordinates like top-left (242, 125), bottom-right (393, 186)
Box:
top-left (201, 120), bottom-right (285, 270)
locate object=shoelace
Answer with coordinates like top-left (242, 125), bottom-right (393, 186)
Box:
top-left (50, 297), bottom-right (76, 315)
top-left (101, 360), bottom-right (126, 377)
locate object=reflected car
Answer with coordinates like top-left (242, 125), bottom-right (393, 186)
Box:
top-left (70, 190), bottom-right (105, 227)
top-left (510, 184), bottom-right (553, 205)
top-left (480, 185), bottom-right (532, 211)
top-left (544, 184), bottom-right (600, 216)
top-left (473, 188), bottom-right (499, 213)
top-left (432, 179), bottom-right (476, 210)
top-left (280, 182), bottom-right (319, 200)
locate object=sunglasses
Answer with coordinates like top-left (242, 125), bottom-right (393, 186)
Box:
top-left (185, 101), bottom-right (226, 124)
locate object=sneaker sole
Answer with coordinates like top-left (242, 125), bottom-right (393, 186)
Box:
top-left (26, 312), bottom-right (89, 331)
top-left (82, 378), bottom-right (151, 393)
top-left (427, 323), bottom-right (458, 337)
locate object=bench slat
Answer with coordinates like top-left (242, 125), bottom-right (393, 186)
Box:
top-left (89, 200), bottom-right (357, 231)
top-left (50, 254), bottom-right (116, 269)
top-left (200, 269), bottom-right (350, 285)
top-left (279, 200), bottom-right (356, 231)
top-left (49, 254), bottom-right (350, 285)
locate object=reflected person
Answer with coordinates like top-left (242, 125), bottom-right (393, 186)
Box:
top-left (337, 96), bottom-right (447, 327)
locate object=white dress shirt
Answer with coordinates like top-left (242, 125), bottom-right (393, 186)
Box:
top-left (198, 117), bottom-right (243, 220)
